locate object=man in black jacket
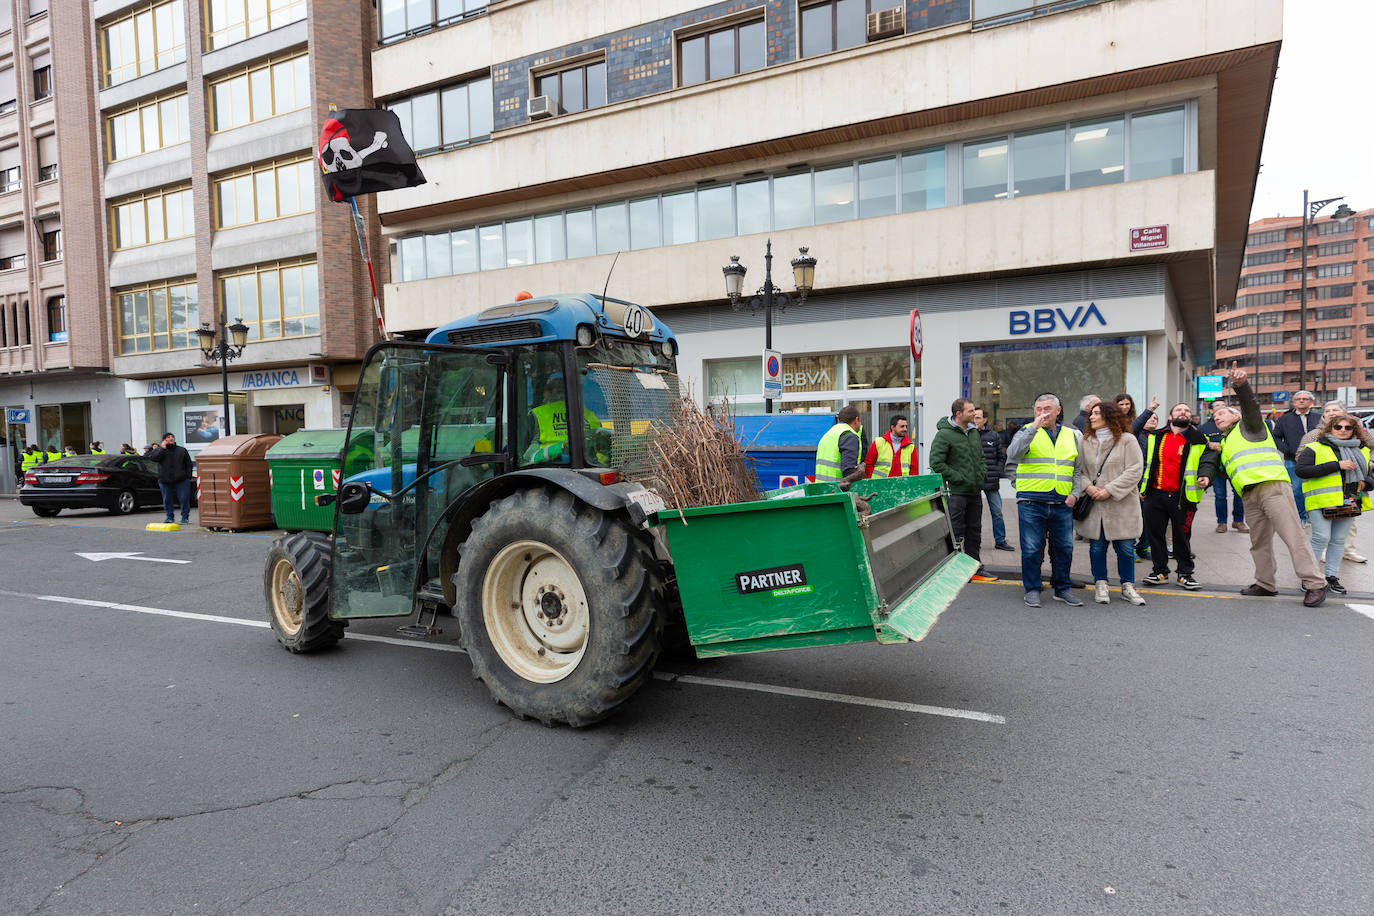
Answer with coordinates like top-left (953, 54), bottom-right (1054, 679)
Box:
top-left (974, 407), bottom-right (1013, 551)
top-left (1272, 390), bottom-right (1319, 524)
top-left (147, 432), bottom-right (194, 525)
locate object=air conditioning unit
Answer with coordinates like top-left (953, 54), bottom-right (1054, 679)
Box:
top-left (528, 95), bottom-right (560, 120)
top-left (866, 7), bottom-right (905, 41)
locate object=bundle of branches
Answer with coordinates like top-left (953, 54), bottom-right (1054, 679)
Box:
top-left (645, 398), bottom-right (761, 509)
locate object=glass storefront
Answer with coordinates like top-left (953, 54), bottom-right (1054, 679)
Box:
top-left (962, 336), bottom-right (1145, 431)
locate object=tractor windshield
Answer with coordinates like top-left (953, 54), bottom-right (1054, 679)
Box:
top-left (576, 338), bottom-right (680, 476)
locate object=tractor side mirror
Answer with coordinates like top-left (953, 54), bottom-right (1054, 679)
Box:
top-left (337, 480), bottom-right (373, 515)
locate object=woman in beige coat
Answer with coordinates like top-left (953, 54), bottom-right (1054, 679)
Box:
top-left (1074, 399), bottom-right (1146, 605)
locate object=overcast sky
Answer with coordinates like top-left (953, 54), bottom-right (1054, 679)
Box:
top-left (1249, 0), bottom-right (1373, 220)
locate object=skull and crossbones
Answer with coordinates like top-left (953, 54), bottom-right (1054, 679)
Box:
top-left (320, 130), bottom-right (388, 172)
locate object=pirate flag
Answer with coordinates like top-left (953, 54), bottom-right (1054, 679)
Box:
top-left (317, 108), bottom-right (426, 202)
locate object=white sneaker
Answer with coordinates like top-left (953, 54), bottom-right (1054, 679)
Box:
top-left (1094, 580), bottom-right (1110, 604)
top-left (1121, 583), bottom-right (1147, 606)
top-left (1343, 547), bottom-right (1367, 564)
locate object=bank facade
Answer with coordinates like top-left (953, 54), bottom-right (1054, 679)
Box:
top-left (372, 0), bottom-right (1279, 460)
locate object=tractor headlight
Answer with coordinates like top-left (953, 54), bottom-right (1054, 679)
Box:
top-left (576, 325), bottom-right (596, 347)
top-left (662, 338), bottom-right (676, 359)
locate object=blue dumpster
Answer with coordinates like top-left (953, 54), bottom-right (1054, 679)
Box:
top-left (733, 414), bottom-right (838, 490)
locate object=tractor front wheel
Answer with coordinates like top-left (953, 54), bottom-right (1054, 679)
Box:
top-left (265, 531), bottom-right (344, 652)
top-left (455, 488), bottom-right (663, 726)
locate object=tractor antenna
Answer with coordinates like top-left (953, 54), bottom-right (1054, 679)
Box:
top-left (602, 250), bottom-right (621, 301)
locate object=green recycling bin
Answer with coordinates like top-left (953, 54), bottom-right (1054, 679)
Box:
top-left (266, 429), bottom-right (347, 532)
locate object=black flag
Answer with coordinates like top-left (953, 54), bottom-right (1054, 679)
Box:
top-left (317, 108), bottom-right (426, 202)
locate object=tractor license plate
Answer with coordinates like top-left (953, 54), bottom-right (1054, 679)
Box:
top-left (628, 489), bottom-right (666, 516)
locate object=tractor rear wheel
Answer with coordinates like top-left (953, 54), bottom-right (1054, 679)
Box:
top-left (454, 487), bottom-right (663, 726)
top-left (265, 531), bottom-right (344, 652)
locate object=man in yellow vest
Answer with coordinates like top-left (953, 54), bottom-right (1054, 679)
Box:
top-left (1211, 363), bottom-right (1326, 607)
top-left (863, 414), bottom-right (915, 478)
top-left (1007, 393), bottom-right (1087, 607)
top-left (525, 371), bottom-right (603, 464)
top-left (1139, 402), bottom-right (1217, 591)
top-left (814, 405), bottom-right (863, 484)
top-left (21, 445), bottom-right (42, 473)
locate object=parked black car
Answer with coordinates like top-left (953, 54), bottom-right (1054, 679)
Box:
top-left (20, 455), bottom-right (175, 517)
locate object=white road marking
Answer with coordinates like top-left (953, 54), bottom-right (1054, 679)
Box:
top-left (76, 551), bottom-right (191, 564)
top-left (3, 590), bottom-right (1003, 721)
top-left (654, 671), bottom-right (1007, 724)
top-left (1345, 603), bottom-right (1374, 622)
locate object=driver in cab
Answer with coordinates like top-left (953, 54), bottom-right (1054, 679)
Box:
top-left (526, 371), bottom-right (605, 464)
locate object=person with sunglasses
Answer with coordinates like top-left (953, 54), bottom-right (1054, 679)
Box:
top-left (1294, 412), bottom-right (1374, 595)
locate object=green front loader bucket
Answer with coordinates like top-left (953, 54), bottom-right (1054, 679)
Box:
top-left (652, 474), bottom-right (977, 658)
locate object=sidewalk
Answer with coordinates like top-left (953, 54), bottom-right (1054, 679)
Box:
top-left (977, 480), bottom-right (1374, 597)
top-left (0, 494), bottom-right (285, 537)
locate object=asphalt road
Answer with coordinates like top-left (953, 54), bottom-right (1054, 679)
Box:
top-left (2, 518), bottom-right (1373, 915)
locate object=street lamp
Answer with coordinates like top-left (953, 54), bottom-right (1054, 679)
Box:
top-left (1299, 191), bottom-right (1356, 391)
top-left (722, 240), bottom-right (817, 414)
top-left (197, 317), bottom-right (250, 437)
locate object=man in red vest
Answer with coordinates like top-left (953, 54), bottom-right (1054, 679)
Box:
top-left (864, 414), bottom-right (917, 478)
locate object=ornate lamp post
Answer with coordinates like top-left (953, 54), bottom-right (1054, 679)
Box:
top-left (722, 240), bottom-right (817, 414)
top-left (1299, 192), bottom-right (1356, 391)
top-left (196, 317), bottom-right (250, 437)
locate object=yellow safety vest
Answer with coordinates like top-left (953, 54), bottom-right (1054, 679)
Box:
top-left (1220, 425), bottom-right (1289, 491)
top-left (1299, 441), bottom-right (1372, 511)
top-left (870, 434), bottom-right (915, 478)
top-left (1015, 426), bottom-right (1077, 496)
top-left (45, 450), bottom-right (62, 463)
top-left (530, 401), bottom-right (601, 446)
top-left (90, 448), bottom-right (105, 454)
top-left (815, 422), bottom-right (859, 482)
top-left (1140, 436), bottom-right (1207, 503)
top-left (21, 451), bottom-right (41, 470)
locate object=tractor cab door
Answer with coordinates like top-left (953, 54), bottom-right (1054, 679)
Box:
top-left (330, 342), bottom-right (507, 618)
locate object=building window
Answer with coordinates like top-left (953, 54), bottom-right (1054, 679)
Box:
top-left (28, 0), bottom-right (47, 17)
top-left (115, 277), bottom-right (198, 354)
top-left (210, 54), bottom-right (310, 131)
top-left (1247, 228), bottom-right (1287, 246)
top-left (0, 165), bottom-right (18, 193)
top-left (379, 0), bottom-right (486, 43)
top-left (801, 0), bottom-right (876, 58)
top-left (214, 158), bottom-right (314, 228)
top-left (219, 259), bottom-right (319, 341)
top-left (1316, 240), bottom-right (1354, 257)
top-left (1313, 262), bottom-right (1354, 278)
top-left (46, 296), bottom-right (65, 342)
top-left (1315, 219), bottom-right (1354, 237)
top-left (0, 252), bottom-right (22, 270)
top-left (1242, 249), bottom-right (1286, 267)
top-left (205, 0), bottom-right (306, 51)
top-left (32, 64), bottom-right (51, 100)
top-left (1311, 306), bottom-right (1353, 321)
top-left (533, 58), bottom-right (607, 115)
top-left (106, 93), bottom-right (190, 161)
top-left (100, 0), bottom-right (186, 88)
top-left (1239, 271), bottom-right (1284, 289)
top-left (0, 66), bottom-right (15, 114)
top-left (41, 227), bottom-right (60, 262)
top-left (111, 186), bottom-right (194, 249)
top-left (386, 75), bottom-right (493, 155)
top-left (679, 18), bottom-right (765, 86)
top-left (36, 134), bottom-right (56, 181)
top-left (973, 0), bottom-right (1104, 28)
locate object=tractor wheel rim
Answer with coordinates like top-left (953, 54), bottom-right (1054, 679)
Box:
top-left (482, 540), bottom-right (588, 683)
top-left (270, 559), bottom-right (304, 635)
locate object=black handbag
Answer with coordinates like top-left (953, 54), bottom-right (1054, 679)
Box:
top-left (1073, 440), bottom-right (1117, 521)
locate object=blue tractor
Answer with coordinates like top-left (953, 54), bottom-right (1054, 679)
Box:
top-left (264, 293), bottom-right (974, 726)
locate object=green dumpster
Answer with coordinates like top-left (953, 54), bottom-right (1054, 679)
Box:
top-left (266, 429), bottom-right (347, 532)
top-left (652, 474), bottom-right (977, 659)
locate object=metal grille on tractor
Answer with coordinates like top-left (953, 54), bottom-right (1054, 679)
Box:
top-left (446, 321), bottom-right (543, 347)
top-left (583, 364), bottom-right (682, 483)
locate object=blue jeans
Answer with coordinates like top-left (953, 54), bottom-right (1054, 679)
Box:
top-left (1089, 536), bottom-right (1136, 584)
top-left (1285, 459), bottom-right (1307, 523)
top-left (1213, 476), bottom-right (1244, 524)
top-left (1309, 512), bottom-right (1354, 578)
top-left (986, 489), bottom-right (1007, 545)
top-left (1017, 498), bottom-right (1074, 594)
top-left (160, 479), bottom-right (191, 521)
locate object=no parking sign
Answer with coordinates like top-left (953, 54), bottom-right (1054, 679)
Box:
top-left (762, 349), bottom-right (782, 400)
top-left (313, 468), bottom-right (325, 490)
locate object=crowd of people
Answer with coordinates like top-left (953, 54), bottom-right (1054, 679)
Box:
top-left (835, 364), bottom-right (1371, 609)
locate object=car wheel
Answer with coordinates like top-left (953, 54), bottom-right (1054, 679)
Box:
top-left (111, 489), bottom-right (137, 515)
top-left (32, 506), bottom-right (60, 518)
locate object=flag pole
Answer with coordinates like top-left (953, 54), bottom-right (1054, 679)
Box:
top-left (327, 102), bottom-right (386, 340)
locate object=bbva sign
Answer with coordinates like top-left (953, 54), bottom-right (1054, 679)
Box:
top-left (1009, 303), bottom-right (1107, 335)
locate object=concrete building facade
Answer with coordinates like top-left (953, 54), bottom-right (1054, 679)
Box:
top-left (0, 1), bottom-right (129, 493)
top-left (89, 0), bottom-right (384, 457)
top-left (1220, 206), bottom-right (1374, 409)
top-left (372, 0), bottom-right (1280, 466)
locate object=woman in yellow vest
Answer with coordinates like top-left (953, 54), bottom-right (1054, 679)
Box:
top-left (21, 445), bottom-right (42, 472)
top-left (1294, 411), bottom-right (1374, 595)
